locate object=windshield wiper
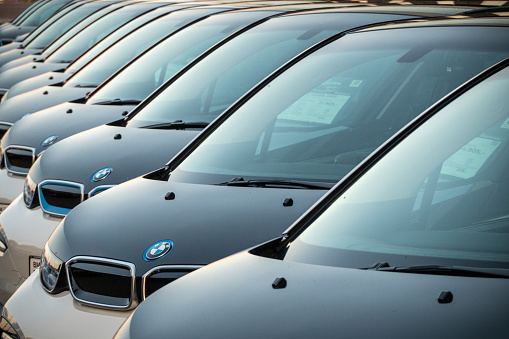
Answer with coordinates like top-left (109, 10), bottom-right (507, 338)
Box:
top-left (365, 262), bottom-right (509, 278)
top-left (218, 177), bottom-right (332, 190)
top-left (142, 120), bottom-right (209, 130)
top-left (93, 98), bottom-right (142, 106)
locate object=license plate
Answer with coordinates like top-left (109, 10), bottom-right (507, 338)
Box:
top-left (29, 256), bottom-right (41, 275)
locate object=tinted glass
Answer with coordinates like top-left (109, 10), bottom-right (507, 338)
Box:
top-left (21, 0), bottom-right (68, 27)
top-left (170, 26), bottom-right (509, 187)
top-left (45, 3), bottom-right (162, 63)
top-left (65, 4), bottom-right (195, 74)
top-left (286, 65), bottom-right (509, 270)
top-left (86, 10), bottom-right (275, 104)
top-left (25, 2), bottom-right (109, 49)
top-left (128, 12), bottom-right (414, 127)
top-left (65, 6), bottom-right (216, 87)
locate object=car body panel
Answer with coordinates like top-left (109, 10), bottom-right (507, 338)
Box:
top-left (4, 271), bottom-right (130, 339)
top-left (48, 178), bottom-right (327, 272)
top-left (1, 102), bottom-right (129, 154)
top-left (0, 87), bottom-right (90, 125)
top-left (0, 195), bottom-right (62, 281)
top-left (119, 250), bottom-right (509, 338)
top-left (32, 125), bottom-right (201, 190)
top-left (0, 61), bottom-right (67, 89)
top-left (3, 70), bottom-right (69, 100)
top-left (0, 170), bottom-right (24, 210)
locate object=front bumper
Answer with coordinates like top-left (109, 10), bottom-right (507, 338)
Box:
top-left (0, 195), bottom-right (62, 280)
top-left (5, 270), bottom-right (131, 339)
top-left (0, 169), bottom-right (24, 210)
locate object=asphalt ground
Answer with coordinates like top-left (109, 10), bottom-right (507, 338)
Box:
top-left (0, 0), bottom-right (32, 24)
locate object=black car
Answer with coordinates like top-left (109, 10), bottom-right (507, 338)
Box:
top-left (114, 54), bottom-right (509, 339)
top-left (2, 12), bottom-right (509, 339)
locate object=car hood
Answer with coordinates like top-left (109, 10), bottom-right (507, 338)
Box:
top-left (123, 250), bottom-right (509, 338)
top-left (48, 178), bottom-right (327, 274)
top-left (0, 60), bottom-right (67, 89)
top-left (0, 47), bottom-right (42, 69)
top-left (30, 125), bottom-right (200, 191)
top-left (0, 86), bottom-right (90, 124)
top-left (2, 70), bottom-right (70, 100)
top-left (0, 25), bottom-right (34, 42)
top-left (0, 42), bottom-right (22, 55)
top-left (1, 102), bottom-right (133, 154)
top-left (1, 53), bottom-right (44, 69)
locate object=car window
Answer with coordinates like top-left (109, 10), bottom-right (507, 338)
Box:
top-left (86, 10), bottom-right (275, 104)
top-left (21, 0), bottom-right (68, 27)
top-left (45, 4), bottom-right (153, 63)
top-left (171, 25), bottom-right (509, 186)
top-left (127, 12), bottom-right (405, 127)
top-left (64, 7), bottom-right (212, 87)
top-left (24, 2), bottom-right (108, 49)
top-left (286, 64), bottom-right (509, 270)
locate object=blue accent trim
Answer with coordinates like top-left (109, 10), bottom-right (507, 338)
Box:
top-left (39, 181), bottom-right (81, 216)
top-left (143, 240), bottom-right (174, 262)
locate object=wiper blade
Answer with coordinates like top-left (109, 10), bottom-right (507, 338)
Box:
top-left (365, 262), bottom-right (509, 278)
top-left (218, 177), bottom-right (332, 190)
top-left (142, 120), bottom-right (209, 130)
top-left (93, 98), bottom-right (142, 106)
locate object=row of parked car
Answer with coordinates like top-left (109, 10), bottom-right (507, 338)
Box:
top-left (0, 0), bottom-right (508, 337)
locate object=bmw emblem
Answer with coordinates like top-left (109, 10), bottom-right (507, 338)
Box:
top-left (143, 240), bottom-right (174, 261)
top-left (41, 135), bottom-right (58, 147)
top-left (91, 167), bottom-right (113, 182)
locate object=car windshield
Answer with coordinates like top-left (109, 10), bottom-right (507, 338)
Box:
top-left (64, 4), bottom-right (195, 75)
top-left (44, 3), bottom-right (157, 63)
top-left (127, 11), bottom-right (415, 128)
top-left (169, 25), bottom-right (509, 187)
top-left (284, 64), bottom-right (509, 271)
top-left (64, 6), bottom-right (218, 87)
top-left (86, 9), bottom-right (278, 105)
top-left (24, 2), bottom-right (111, 49)
top-left (20, 0), bottom-right (68, 27)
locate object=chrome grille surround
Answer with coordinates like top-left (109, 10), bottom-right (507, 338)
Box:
top-left (142, 265), bottom-right (203, 300)
top-left (3, 145), bottom-right (35, 175)
top-left (66, 256), bottom-right (137, 311)
top-left (38, 180), bottom-right (85, 216)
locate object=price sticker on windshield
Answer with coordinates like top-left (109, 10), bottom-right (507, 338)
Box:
top-left (442, 137), bottom-right (500, 179)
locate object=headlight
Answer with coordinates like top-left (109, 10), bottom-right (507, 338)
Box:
top-left (40, 243), bottom-right (66, 293)
top-left (23, 174), bottom-right (39, 208)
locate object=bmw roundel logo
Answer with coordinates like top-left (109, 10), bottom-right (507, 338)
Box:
top-left (91, 167), bottom-right (113, 182)
top-left (41, 135), bottom-right (58, 147)
top-left (143, 240), bottom-right (174, 261)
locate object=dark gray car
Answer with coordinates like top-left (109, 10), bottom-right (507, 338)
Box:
top-left (114, 56), bottom-right (509, 339)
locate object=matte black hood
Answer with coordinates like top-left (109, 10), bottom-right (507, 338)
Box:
top-left (2, 70), bottom-right (69, 100)
top-left (121, 250), bottom-right (509, 338)
top-left (0, 86), bottom-right (89, 123)
top-left (48, 178), bottom-right (326, 274)
top-left (30, 125), bottom-right (200, 192)
top-left (1, 102), bottom-right (133, 154)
